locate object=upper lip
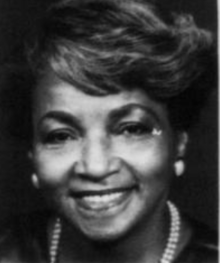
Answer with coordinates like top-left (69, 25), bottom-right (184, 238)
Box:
top-left (71, 185), bottom-right (137, 198)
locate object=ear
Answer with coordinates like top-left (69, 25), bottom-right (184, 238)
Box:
top-left (176, 132), bottom-right (188, 158)
top-left (28, 151), bottom-right (40, 188)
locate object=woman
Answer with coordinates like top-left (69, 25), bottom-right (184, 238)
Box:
top-left (0, 0), bottom-right (217, 262)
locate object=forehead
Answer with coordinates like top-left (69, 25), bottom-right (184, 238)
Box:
top-left (33, 73), bottom-right (169, 124)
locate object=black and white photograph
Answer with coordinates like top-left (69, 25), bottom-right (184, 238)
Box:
top-left (0, 0), bottom-right (217, 262)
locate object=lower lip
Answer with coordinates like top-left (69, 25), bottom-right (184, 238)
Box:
top-left (73, 189), bottom-right (134, 217)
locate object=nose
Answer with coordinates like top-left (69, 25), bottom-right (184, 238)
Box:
top-left (74, 136), bottom-right (120, 180)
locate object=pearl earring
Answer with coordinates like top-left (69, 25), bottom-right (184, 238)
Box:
top-left (174, 160), bottom-right (185, 176)
top-left (31, 174), bottom-right (40, 188)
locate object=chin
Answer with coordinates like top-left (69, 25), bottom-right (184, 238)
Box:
top-left (62, 210), bottom-right (133, 243)
top-left (79, 225), bottom-right (130, 243)
top-left (73, 210), bottom-right (147, 244)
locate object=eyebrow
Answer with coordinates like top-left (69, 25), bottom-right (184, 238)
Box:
top-left (37, 103), bottom-right (161, 129)
top-left (37, 111), bottom-right (83, 132)
top-left (108, 103), bottom-right (161, 123)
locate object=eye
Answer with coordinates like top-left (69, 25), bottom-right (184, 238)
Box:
top-left (43, 130), bottom-right (77, 145)
top-left (122, 123), bottom-right (148, 136)
top-left (114, 122), bottom-right (160, 137)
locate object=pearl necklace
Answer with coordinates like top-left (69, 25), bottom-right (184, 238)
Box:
top-left (49, 201), bottom-right (180, 263)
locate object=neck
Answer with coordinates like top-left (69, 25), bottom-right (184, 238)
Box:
top-left (57, 202), bottom-right (169, 263)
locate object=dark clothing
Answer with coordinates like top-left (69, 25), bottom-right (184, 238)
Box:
top-left (174, 217), bottom-right (218, 263)
top-left (0, 211), bottom-right (218, 263)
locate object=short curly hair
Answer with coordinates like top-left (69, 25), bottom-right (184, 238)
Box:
top-left (1, 0), bottom-right (217, 143)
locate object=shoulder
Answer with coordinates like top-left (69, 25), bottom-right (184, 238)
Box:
top-left (176, 216), bottom-right (218, 263)
top-left (0, 210), bottom-right (51, 263)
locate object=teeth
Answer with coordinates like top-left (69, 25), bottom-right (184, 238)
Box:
top-left (82, 192), bottom-right (122, 204)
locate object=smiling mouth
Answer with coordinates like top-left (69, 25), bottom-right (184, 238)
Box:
top-left (72, 186), bottom-right (136, 212)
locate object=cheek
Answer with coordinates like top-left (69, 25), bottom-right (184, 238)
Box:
top-left (33, 150), bottom-right (75, 186)
top-left (116, 139), bottom-right (174, 183)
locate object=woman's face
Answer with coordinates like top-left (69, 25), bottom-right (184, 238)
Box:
top-left (31, 74), bottom-right (184, 241)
